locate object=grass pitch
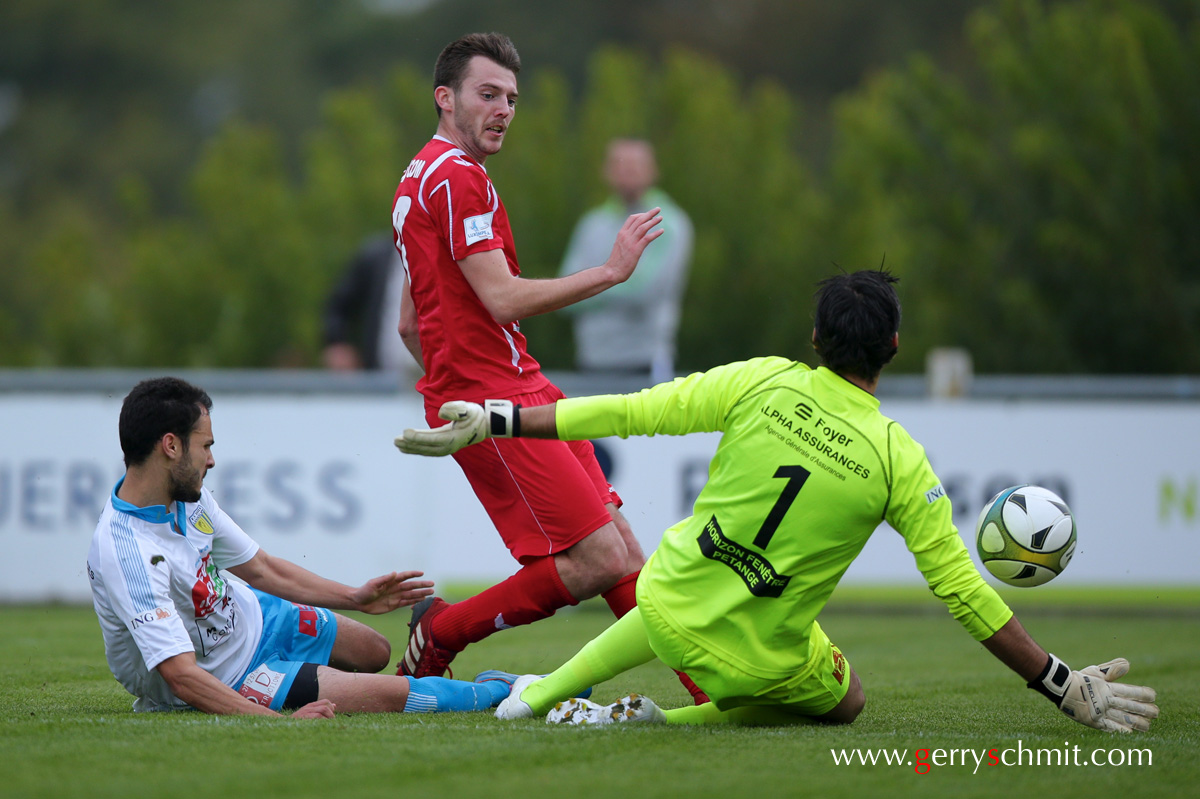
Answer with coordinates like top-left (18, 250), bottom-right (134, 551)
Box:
top-left (4, 586), bottom-right (1197, 799)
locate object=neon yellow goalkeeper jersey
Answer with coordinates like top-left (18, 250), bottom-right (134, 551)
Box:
top-left (556, 357), bottom-right (1013, 681)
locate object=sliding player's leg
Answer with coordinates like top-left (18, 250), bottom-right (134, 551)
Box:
top-left (313, 668), bottom-right (512, 713)
top-left (327, 612), bottom-right (391, 673)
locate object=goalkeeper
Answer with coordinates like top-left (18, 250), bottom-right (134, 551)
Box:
top-left (395, 269), bottom-right (1159, 732)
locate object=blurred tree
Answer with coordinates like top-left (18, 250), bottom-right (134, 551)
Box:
top-left (299, 87), bottom-right (406, 271)
top-left (501, 46), bottom-right (660, 368)
top-left (122, 122), bottom-right (310, 366)
top-left (1, 0), bottom-right (1197, 374)
top-left (829, 0), bottom-right (1200, 373)
top-left (0, 0), bottom-right (998, 223)
top-left (382, 0), bottom-right (992, 164)
top-left (654, 49), bottom-right (829, 369)
top-left (0, 1), bottom-right (434, 205)
top-left (495, 46), bottom-right (828, 372)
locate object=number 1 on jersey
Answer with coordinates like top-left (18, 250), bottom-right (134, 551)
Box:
top-left (753, 465), bottom-right (811, 549)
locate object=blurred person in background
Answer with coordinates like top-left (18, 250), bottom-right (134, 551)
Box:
top-left (88, 376), bottom-right (519, 718)
top-left (322, 233), bottom-right (422, 385)
top-left (388, 32), bottom-right (707, 705)
top-left (559, 138), bottom-right (693, 385)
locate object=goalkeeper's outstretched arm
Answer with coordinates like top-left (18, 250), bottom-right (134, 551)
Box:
top-left (982, 616), bottom-right (1158, 733)
top-left (394, 400), bottom-right (558, 457)
top-left (510, 402), bottom-right (557, 439)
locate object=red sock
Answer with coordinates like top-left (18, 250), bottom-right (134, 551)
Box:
top-left (601, 570), bottom-right (639, 618)
top-left (432, 556), bottom-right (577, 651)
top-left (675, 670), bottom-right (711, 705)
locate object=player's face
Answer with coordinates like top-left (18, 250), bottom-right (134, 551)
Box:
top-left (444, 56), bottom-right (518, 163)
top-left (168, 410), bottom-right (214, 503)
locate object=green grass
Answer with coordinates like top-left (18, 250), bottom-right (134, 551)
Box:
top-left (4, 588), bottom-right (1197, 799)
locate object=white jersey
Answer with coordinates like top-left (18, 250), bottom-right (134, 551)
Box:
top-left (87, 481), bottom-right (264, 711)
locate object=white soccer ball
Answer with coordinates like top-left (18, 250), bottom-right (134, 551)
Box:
top-left (975, 485), bottom-right (1077, 587)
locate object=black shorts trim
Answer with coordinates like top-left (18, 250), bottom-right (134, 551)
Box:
top-left (282, 662), bottom-right (320, 710)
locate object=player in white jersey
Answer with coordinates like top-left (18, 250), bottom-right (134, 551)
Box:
top-left (88, 377), bottom-right (523, 717)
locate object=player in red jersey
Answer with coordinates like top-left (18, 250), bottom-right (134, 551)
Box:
top-left (389, 32), bottom-right (706, 703)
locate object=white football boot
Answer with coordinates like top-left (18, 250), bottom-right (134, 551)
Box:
top-left (493, 674), bottom-right (540, 720)
top-left (546, 694), bottom-right (667, 725)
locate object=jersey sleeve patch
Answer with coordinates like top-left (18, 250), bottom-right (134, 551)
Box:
top-left (925, 484), bottom-right (947, 503)
top-left (188, 505), bottom-right (215, 534)
top-left (129, 605), bottom-right (176, 630)
top-left (464, 211), bottom-right (494, 245)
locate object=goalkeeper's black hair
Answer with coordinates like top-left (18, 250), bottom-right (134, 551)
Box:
top-left (812, 268), bottom-right (901, 382)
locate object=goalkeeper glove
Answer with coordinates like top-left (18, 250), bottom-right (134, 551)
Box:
top-left (394, 400), bottom-right (518, 457)
top-left (1029, 654), bottom-right (1159, 733)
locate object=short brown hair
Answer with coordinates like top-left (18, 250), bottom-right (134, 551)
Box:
top-left (433, 33), bottom-right (521, 116)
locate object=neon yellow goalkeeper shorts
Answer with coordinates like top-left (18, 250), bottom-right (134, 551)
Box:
top-left (642, 600), bottom-right (852, 717)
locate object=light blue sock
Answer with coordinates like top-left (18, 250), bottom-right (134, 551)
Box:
top-left (402, 677), bottom-right (509, 713)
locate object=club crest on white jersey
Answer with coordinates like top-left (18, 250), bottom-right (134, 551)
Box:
top-left (189, 505), bottom-right (215, 534)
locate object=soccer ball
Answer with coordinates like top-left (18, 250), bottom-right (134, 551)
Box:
top-left (975, 485), bottom-right (1077, 587)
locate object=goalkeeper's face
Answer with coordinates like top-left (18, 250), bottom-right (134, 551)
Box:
top-left (445, 55), bottom-right (518, 163)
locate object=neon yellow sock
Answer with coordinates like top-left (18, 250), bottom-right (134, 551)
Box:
top-left (521, 607), bottom-right (657, 715)
top-left (662, 702), bottom-right (724, 725)
top-left (664, 703), bottom-right (818, 726)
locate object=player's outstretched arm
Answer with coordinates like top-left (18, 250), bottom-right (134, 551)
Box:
top-left (460, 209), bottom-right (663, 325)
top-left (982, 617), bottom-right (1159, 733)
top-left (351, 570), bottom-right (437, 614)
top-left (394, 400), bottom-right (558, 457)
top-left (601, 206), bottom-right (666, 285)
top-left (228, 551), bottom-right (434, 614)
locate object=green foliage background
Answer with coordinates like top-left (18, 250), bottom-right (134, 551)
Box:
top-left (0, 0), bottom-right (1197, 373)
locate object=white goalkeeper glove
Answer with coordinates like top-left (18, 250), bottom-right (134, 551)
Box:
top-left (1029, 654), bottom-right (1159, 733)
top-left (394, 400), bottom-right (518, 457)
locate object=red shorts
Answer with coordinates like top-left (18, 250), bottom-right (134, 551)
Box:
top-left (427, 385), bottom-right (622, 564)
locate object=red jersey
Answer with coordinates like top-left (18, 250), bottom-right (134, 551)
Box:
top-left (392, 136), bottom-right (549, 402)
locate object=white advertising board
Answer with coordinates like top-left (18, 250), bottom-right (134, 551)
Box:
top-left (1, 392), bottom-right (1197, 601)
